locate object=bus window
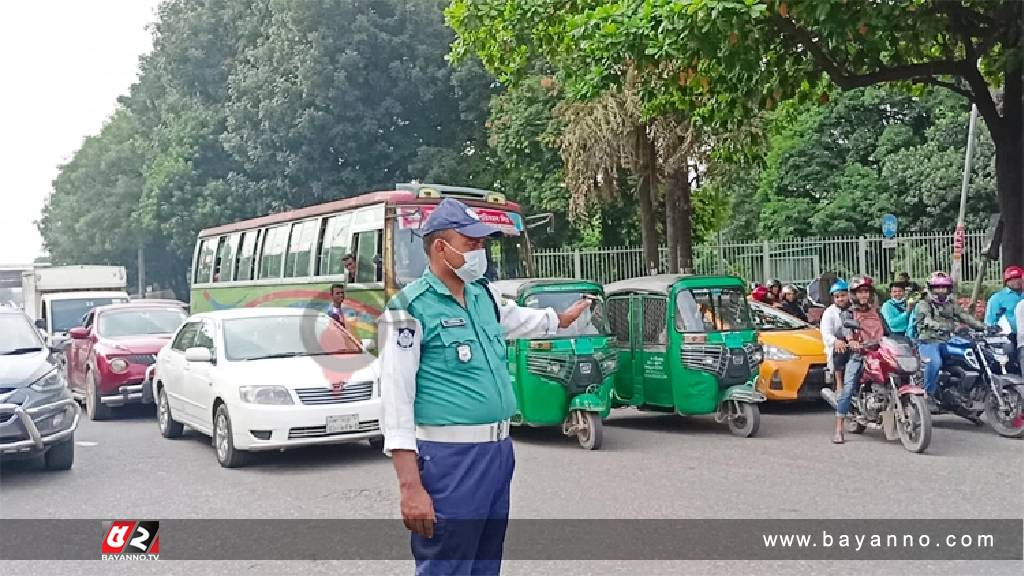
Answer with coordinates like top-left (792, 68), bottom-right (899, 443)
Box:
top-left (258, 225), bottom-right (289, 279)
top-left (284, 220), bottom-right (317, 277)
top-left (234, 231), bottom-right (258, 281)
top-left (194, 239), bottom-right (216, 284)
top-left (213, 234), bottom-right (239, 282)
top-left (353, 229), bottom-right (382, 283)
top-left (317, 213), bottom-right (352, 276)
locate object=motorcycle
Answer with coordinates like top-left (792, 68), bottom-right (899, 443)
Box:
top-left (935, 329), bottom-right (1024, 438)
top-left (822, 320), bottom-right (932, 453)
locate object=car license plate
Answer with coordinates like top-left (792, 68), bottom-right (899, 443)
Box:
top-left (326, 414), bottom-right (359, 433)
top-left (580, 364), bottom-right (592, 375)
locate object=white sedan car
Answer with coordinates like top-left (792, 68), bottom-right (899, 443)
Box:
top-left (153, 307), bottom-right (383, 467)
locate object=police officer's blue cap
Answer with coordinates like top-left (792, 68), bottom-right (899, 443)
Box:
top-left (421, 198), bottom-right (504, 238)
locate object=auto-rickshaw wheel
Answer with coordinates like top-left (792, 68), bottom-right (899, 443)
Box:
top-left (573, 411), bottom-right (603, 450)
top-left (727, 402), bottom-right (760, 438)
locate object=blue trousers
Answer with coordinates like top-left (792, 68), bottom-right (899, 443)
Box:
top-left (412, 437), bottom-right (515, 576)
top-left (836, 354), bottom-right (863, 417)
top-left (919, 343), bottom-right (944, 395)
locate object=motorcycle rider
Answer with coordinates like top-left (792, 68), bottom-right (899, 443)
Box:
top-left (820, 280), bottom-right (852, 395)
top-left (914, 271), bottom-right (988, 406)
top-left (880, 279), bottom-right (914, 336)
top-left (779, 284), bottom-right (808, 322)
top-left (985, 266), bottom-right (1023, 350)
top-left (830, 276), bottom-right (887, 444)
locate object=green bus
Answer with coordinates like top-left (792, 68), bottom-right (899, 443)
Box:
top-left (189, 183), bottom-right (533, 339)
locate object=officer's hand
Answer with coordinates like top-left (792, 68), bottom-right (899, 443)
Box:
top-left (400, 483), bottom-right (436, 538)
top-left (557, 297), bottom-right (593, 329)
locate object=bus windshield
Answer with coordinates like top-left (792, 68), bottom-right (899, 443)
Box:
top-left (392, 207), bottom-right (530, 287)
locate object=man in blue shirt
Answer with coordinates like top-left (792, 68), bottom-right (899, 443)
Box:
top-left (986, 266), bottom-right (1022, 348)
top-left (880, 280), bottom-right (915, 336)
top-left (326, 283), bottom-right (346, 327)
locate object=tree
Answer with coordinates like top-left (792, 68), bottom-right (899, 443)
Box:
top-left (447, 0), bottom-right (1023, 264)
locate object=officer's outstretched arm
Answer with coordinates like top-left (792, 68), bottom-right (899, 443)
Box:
top-left (488, 285), bottom-right (559, 340)
top-left (378, 310), bottom-right (421, 456)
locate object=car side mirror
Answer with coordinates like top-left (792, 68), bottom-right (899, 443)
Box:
top-left (34, 318), bottom-right (45, 330)
top-left (361, 338), bottom-right (376, 352)
top-left (69, 327), bottom-right (90, 340)
top-left (184, 347), bottom-right (214, 363)
top-left (843, 319), bottom-right (860, 330)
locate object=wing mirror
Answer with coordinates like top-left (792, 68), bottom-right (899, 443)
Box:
top-left (361, 338), bottom-right (376, 352)
top-left (34, 318), bottom-right (46, 330)
top-left (843, 319), bottom-right (861, 330)
top-left (68, 327), bottom-right (90, 340)
top-left (184, 347), bottom-right (214, 363)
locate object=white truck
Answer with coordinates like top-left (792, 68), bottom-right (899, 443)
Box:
top-left (22, 265), bottom-right (130, 345)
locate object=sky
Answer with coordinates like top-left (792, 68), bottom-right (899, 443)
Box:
top-left (0, 0), bottom-right (161, 264)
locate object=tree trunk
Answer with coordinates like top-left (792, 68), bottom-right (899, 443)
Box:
top-left (665, 169), bottom-right (679, 274)
top-left (677, 168), bottom-right (695, 273)
top-left (638, 128), bottom-right (659, 274)
top-left (994, 128), bottom-right (1023, 267)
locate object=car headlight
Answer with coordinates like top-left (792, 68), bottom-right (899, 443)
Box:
top-left (239, 385), bottom-right (294, 405)
top-left (30, 369), bottom-right (66, 392)
top-left (761, 344), bottom-right (797, 361)
top-left (109, 358), bottom-right (129, 374)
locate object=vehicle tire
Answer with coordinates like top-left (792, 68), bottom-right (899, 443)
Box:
top-left (897, 395), bottom-right (931, 453)
top-left (44, 437), bottom-right (75, 470)
top-left (984, 387), bottom-right (1024, 439)
top-left (213, 403), bottom-right (247, 468)
top-left (367, 435), bottom-right (385, 452)
top-left (575, 411), bottom-right (603, 450)
top-left (728, 402), bottom-right (760, 438)
top-left (157, 386), bottom-right (183, 439)
top-left (845, 418), bottom-right (867, 434)
top-left (84, 370), bottom-right (110, 421)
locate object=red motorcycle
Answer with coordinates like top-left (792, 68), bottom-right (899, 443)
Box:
top-left (823, 322), bottom-right (932, 453)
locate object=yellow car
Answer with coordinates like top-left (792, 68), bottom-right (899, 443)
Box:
top-left (749, 301), bottom-right (830, 401)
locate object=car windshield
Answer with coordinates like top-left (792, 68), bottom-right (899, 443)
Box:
top-left (222, 314), bottom-right (362, 361)
top-left (392, 208), bottom-right (530, 287)
top-left (50, 297), bottom-right (127, 333)
top-left (751, 302), bottom-right (809, 331)
top-left (0, 314), bottom-right (43, 354)
top-left (98, 308), bottom-right (187, 338)
top-left (522, 290), bottom-right (608, 337)
top-left (675, 287), bottom-right (756, 333)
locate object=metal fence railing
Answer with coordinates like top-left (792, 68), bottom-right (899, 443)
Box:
top-left (532, 229), bottom-right (1003, 286)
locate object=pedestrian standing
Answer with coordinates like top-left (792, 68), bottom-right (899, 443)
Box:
top-left (378, 198), bottom-right (591, 576)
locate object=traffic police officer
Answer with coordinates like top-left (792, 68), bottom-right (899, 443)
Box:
top-left (378, 198), bottom-right (591, 575)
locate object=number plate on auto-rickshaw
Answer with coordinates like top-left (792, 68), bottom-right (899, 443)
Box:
top-left (580, 364), bottom-right (592, 374)
top-left (327, 414), bottom-right (359, 433)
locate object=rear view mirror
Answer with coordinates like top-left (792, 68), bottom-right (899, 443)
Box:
top-left (34, 318), bottom-right (45, 330)
top-left (843, 319), bottom-right (860, 330)
top-left (184, 347), bottom-right (213, 363)
top-left (69, 327), bottom-right (90, 340)
top-left (361, 338), bottom-right (376, 352)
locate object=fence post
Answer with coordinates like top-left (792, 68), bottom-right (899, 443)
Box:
top-left (858, 236), bottom-right (868, 277)
top-left (573, 248), bottom-right (582, 279)
top-left (762, 240), bottom-right (771, 283)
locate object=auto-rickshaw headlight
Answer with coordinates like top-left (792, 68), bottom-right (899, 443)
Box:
top-left (593, 350), bottom-right (617, 377)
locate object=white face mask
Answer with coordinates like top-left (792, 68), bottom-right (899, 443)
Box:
top-left (441, 240), bottom-right (487, 283)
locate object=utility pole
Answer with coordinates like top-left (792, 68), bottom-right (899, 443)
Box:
top-left (137, 245), bottom-right (146, 297)
top-left (951, 104), bottom-right (978, 283)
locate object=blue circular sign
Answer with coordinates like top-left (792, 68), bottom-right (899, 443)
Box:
top-left (881, 214), bottom-right (898, 238)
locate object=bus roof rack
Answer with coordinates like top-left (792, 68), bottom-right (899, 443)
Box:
top-left (396, 182), bottom-right (496, 200)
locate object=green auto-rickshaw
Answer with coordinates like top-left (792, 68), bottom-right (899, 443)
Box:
top-left (492, 278), bottom-right (616, 449)
top-left (604, 274), bottom-right (765, 437)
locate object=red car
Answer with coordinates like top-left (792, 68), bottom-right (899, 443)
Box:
top-left (67, 303), bottom-right (188, 420)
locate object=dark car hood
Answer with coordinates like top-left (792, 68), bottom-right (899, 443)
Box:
top-left (0, 349), bottom-right (54, 388)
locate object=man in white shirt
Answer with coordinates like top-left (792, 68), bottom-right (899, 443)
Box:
top-left (819, 279), bottom-right (852, 394)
